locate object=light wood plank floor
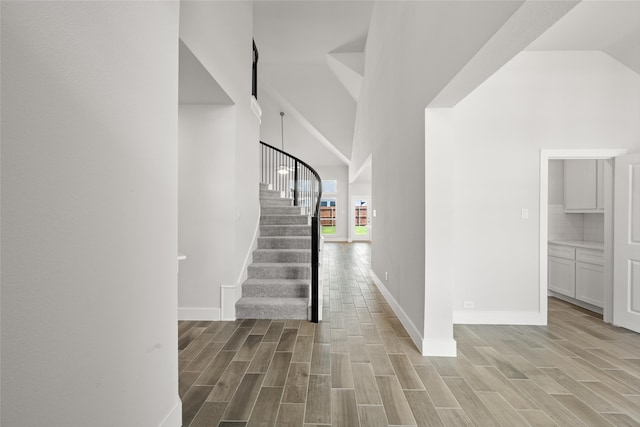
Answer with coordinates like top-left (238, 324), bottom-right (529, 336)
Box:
top-left (179, 242), bottom-right (640, 426)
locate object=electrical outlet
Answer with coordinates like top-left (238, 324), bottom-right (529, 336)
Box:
top-left (385, 272), bottom-right (388, 281)
top-left (464, 301), bottom-right (474, 309)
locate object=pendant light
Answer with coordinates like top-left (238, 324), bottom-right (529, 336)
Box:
top-left (278, 111), bottom-right (289, 175)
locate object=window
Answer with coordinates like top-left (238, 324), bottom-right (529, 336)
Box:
top-left (320, 198), bottom-right (337, 235)
top-left (322, 180), bottom-right (337, 193)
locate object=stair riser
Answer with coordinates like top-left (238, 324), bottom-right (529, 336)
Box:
top-left (242, 284), bottom-right (309, 298)
top-left (260, 226), bottom-right (311, 236)
top-left (253, 251), bottom-right (311, 263)
top-left (260, 216), bottom-right (309, 225)
top-left (238, 183), bottom-right (312, 321)
top-left (235, 303), bottom-right (307, 320)
top-left (248, 265), bottom-right (310, 280)
top-left (259, 183), bottom-right (271, 191)
top-left (258, 238), bottom-right (311, 250)
top-left (260, 190), bottom-right (284, 198)
top-left (260, 198), bottom-right (294, 207)
top-left (261, 206), bottom-right (304, 215)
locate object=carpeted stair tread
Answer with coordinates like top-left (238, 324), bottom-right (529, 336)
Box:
top-left (260, 225), bottom-right (311, 236)
top-left (260, 215), bottom-right (310, 225)
top-left (235, 297), bottom-right (308, 320)
top-left (236, 182), bottom-right (313, 320)
top-left (260, 189), bottom-right (284, 198)
top-left (247, 263), bottom-right (310, 280)
top-left (258, 236), bottom-right (311, 249)
top-left (242, 279), bottom-right (309, 298)
top-left (259, 198), bottom-right (294, 207)
top-left (252, 249), bottom-right (311, 263)
top-left (261, 206), bottom-right (304, 215)
top-left (243, 278), bottom-right (310, 285)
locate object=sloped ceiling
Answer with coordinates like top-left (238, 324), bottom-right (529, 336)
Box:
top-left (179, 39), bottom-right (232, 105)
top-left (253, 0), bottom-right (640, 169)
top-left (327, 51), bottom-right (364, 100)
top-left (258, 87), bottom-right (345, 167)
top-left (253, 1), bottom-right (373, 63)
top-left (527, 1), bottom-right (640, 74)
top-left (253, 1), bottom-right (374, 166)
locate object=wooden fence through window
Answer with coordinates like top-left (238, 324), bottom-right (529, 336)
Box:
top-left (355, 206), bottom-right (367, 226)
top-left (319, 206), bottom-right (368, 226)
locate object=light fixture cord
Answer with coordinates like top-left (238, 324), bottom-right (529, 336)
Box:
top-left (280, 111), bottom-right (285, 151)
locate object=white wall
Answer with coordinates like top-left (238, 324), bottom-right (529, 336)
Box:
top-left (350, 181), bottom-right (371, 197)
top-left (179, 1), bottom-right (260, 316)
top-left (316, 165), bottom-right (349, 242)
top-left (352, 1), bottom-right (520, 354)
top-left (178, 106), bottom-right (236, 319)
top-left (445, 51), bottom-right (640, 322)
top-left (1, 2), bottom-right (181, 425)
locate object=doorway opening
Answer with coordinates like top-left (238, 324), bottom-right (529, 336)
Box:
top-left (539, 149), bottom-right (627, 325)
top-left (351, 196), bottom-right (370, 241)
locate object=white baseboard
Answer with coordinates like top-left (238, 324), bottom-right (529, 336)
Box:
top-left (178, 307), bottom-right (221, 321)
top-left (221, 285), bottom-right (237, 321)
top-left (422, 338), bottom-right (458, 357)
top-left (235, 213), bottom-right (261, 288)
top-left (369, 270), bottom-right (425, 355)
top-left (159, 399), bottom-right (182, 427)
top-left (370, 270), bottom-right (456, 357)
top-left (453, 310), bottom-right (545, 325)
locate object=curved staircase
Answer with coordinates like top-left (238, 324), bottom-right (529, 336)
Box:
top-left (235, 183), bottom-right (311, 320)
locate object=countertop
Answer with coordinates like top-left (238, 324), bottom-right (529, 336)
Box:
top-left (549, 240), bottom-right (604, 250)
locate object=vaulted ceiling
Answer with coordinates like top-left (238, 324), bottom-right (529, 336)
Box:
top-left (253, 1), bottom-right (372, 167)
top-left (253, 1), bottom-right (640, 169)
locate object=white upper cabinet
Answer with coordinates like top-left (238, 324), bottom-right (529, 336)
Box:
top-left (564, 159), bottom-right (604, 213)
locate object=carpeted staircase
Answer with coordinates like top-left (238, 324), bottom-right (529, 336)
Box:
top-left (235, 183), bottom-right (311, 319)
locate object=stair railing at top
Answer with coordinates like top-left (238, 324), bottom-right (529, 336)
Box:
top-left (260, 141), bottom-right (322, 323)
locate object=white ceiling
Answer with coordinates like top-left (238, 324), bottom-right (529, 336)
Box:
top-left (527, 1), bottom-right (640, 73)
top-left (258, 86), bottom-right (346, 166)
top-left (253, 1), bottom-right (373, 166)
top-left (253, 0), bottom-right (640, 169)
top-left (253, 1), bottom-right (373, 63)
top-left (179, 39), bottom-right (232, 105)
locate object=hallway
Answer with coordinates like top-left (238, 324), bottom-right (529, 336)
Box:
top-left (179, 242), bottom-right (640, 426)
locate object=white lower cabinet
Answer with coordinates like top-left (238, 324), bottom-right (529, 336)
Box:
top-left (548, 256), bottom-right (576, 297)
top-left (548, 243), bottom-right (604, 309)
top-left (575, 262), bottom-right (604, 307)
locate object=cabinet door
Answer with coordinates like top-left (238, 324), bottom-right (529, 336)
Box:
top-left (576, 262), bottom-right (604, 308)
top-left (565, 159), bottom-right (597, 211)
top-left (549, 256), bottom-right (575, 297)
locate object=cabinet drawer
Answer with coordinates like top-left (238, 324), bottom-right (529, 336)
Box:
top-left (549, 244), bottom-right (575, 260)
top-left (576, 248), bottom-right (604, 266)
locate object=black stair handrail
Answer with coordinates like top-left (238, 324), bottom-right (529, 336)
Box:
top-left (260, 141), bottom-right (322, 323)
